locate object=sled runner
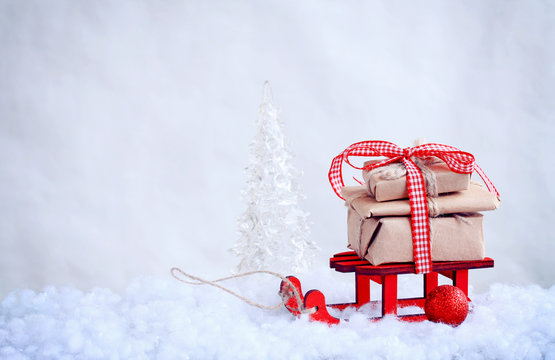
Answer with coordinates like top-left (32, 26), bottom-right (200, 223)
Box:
top-left (280, 251), bottom-right (494, 325)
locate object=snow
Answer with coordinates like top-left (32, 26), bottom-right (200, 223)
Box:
top-left (2, 271), bottom-right (555, 359)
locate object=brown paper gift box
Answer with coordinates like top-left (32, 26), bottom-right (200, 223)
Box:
top-left (362, 159), bottom-right (470, 202)
top-left (347, 211), bottom-right (485, 265)
top-left (341, 182), bottom-right (500, 218)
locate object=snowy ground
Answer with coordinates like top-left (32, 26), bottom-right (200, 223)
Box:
top-left (2, 269), bottom-right (554, 360)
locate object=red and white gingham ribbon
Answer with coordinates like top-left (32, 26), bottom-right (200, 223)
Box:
top-left (329, 140), bottom-right (499, 274)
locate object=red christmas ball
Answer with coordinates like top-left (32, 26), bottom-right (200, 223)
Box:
top-left (424, 285), bottom-right (469, 326)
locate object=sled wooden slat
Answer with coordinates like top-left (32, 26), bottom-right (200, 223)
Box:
top-left (329, 255), bottom-right (360, 267)
top-left (330, 251), bottom-right (494, 275)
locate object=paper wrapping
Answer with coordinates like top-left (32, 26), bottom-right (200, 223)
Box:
top-left (342, 182), bottom-right (500, 218)
top-left (347, 210), bottom-right (485, 265)
top-left (362, 159), bottom-right (471, 202)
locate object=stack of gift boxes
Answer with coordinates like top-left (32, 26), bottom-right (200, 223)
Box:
top-left (344, 158), bottom-right (500, 266)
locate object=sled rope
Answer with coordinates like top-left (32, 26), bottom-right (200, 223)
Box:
top-left (170, 268), bottom-right (316, 314)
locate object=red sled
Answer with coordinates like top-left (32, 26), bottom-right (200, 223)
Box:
top-left (279, 251), bottom-right (494, 325)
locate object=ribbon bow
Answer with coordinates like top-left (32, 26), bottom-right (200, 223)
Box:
top-left (328, 140), bottom-right (499, 274)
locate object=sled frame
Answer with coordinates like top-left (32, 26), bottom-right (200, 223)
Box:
top-left (281, 252), bottom-right (494, 325)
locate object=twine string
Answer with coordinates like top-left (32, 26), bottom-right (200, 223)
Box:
top-left (170, 268), bottom-right (316, 314)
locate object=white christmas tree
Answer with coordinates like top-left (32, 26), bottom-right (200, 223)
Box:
top-left (231, 81), bottom-right (318, 274)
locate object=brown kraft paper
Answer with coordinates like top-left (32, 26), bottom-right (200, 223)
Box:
top-left (362, 159), bottom-right (470, 202)
top-left (342, 181), bottom-right (500, 218)
top-left (347, 210), bottom-right (485, 265)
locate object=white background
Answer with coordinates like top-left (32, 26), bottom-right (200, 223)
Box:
top-left (1, 0), bottom-right (554, 298)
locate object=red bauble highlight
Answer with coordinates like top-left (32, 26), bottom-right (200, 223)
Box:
top-left (425, 285), bottom-right (469, 326)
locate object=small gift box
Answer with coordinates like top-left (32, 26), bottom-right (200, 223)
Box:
top-left (347, 211), bottom-right (485, 265)
top-left (362, 158), bottom-right (470, 202)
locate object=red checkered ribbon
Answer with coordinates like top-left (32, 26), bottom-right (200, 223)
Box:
top-left (329, 140), bottom-right (499, 274)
